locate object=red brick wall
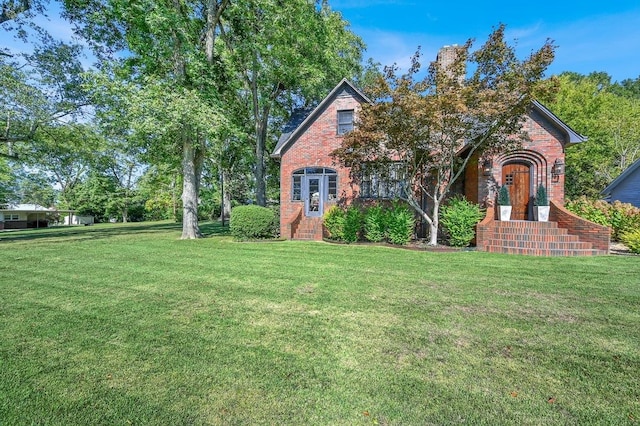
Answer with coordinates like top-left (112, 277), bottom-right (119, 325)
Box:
top-left (522, 109), bottom-right (566, 202)
top-left (471, 109), bottom-right (567, 207)
top-left (549, 200), bottom-right (611, 252)
top-left (279, 91), bottom-right (362, 233)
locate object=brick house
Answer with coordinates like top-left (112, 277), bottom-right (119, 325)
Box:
top-left (272, 63), bottom-right (610, 255)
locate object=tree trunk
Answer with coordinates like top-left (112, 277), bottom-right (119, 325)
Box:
top-left (219, 169), bottom-right (231, 222)
top-left (181, 135), bottom-right (203, 239)
top-left (254, 129), bottom-right (266, 206)
top-left (428, 201), bottom-right (440, 246)
top-left (172, 173), bottom-right (178, 221)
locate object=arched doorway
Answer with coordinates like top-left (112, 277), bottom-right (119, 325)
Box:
top-left (502, 162), bottom-right (531, 220)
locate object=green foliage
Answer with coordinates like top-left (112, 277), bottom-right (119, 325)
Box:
top-left (325, 203), bottom-right (414, 245)
top-left (364, 205), bottom-right (387, 242)
top-left (71, 172), bottom-right (121, 222)
top-left (440, 196), bottom-right (485, 247)
top-left (621, 229), bottom-right (640, 254)
top-left (342, 205), bottom-right (363, 243)
top-left (497, 185), bottom-right (511, 206)
top-left (332, 25), bottom-right (554, 245)
top-left (229, 205), bottom-right (276, 240)
top-left (387, 205), bottom-right (415, 245)
top-left (323, 205), bottom-right (346, 241)
top-left (540, 73), bottom-right (640, 198)
top-left (565, 196), bottom-right (640, 240)
top-left (534, 183), bottom-right (548, 206)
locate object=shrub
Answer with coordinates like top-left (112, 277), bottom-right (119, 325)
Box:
top-left (229, 205), bottom-right (276, 240)
top-left (609, 201), bottom-right (640, 239)
top-left (323, 205), bottom-right (346, 241)
top-left (497, 185), bottom-right (511, 206)
top-left (564, 197), bottom-right (609, 226)
top-left (440, 196), bottom-right (484, 247)
top-left (364, 205), bottom-right (387, 242)
top-left (387, 204), bottom-right (415, 245)
top-left (565, 196), bottom-right (640, 240)
top-left (534, 184), bottom-right (548, 206)
top-left (343, 205), bottom-right (363, 243)
top-left (621, 229), bottom-right (640, 254)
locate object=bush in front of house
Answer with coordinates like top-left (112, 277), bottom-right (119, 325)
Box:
top-left (621, 229), bottom-right (640, 254)
top-left (440, 195), bottom-right (485, 247)
top-left (323, 205), bottom-right (346, 241)
top-left (230, 205), bottom-right (277, 240)
top-left (386, 204), bottom-right (415, 245)
top-left (565, 196), bottom-right (640, 241)
top-left (342, 205), bottom-right (363, 243)
top-left (364, 205), bottom-right (388, 243)
top-left (323, 202), bottom-right (415, 245)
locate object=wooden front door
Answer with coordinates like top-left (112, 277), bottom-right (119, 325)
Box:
top-left (502, 163), bottom-right (531, 220)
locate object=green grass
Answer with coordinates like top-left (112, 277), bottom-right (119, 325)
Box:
top-left (1, 221), bottom-right (639, 425)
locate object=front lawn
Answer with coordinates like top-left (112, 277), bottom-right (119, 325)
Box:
top-left (1, 222), bottom-right (638, 424)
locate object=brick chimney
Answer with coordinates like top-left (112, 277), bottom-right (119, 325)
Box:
top-left (436, 44), bottom-right (465, 84)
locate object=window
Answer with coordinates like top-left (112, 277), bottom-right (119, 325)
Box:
top-left (505, 173), bottom-right (514, 185)
top-left (337, 110), bottom-right (354, 135)
top-left (327, 175), bottom-right (337, 201)
top-left (292, 175), bottom-right (302, 201)
top-left (360, 163), bottom-right (407, 199)
top-left (291, 168), bottom-right (338, 201)
top-left (4, 214), bottom-right (20, 221)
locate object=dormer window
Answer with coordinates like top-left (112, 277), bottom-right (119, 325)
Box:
top-left (337, 110), bottom-right (354, 135)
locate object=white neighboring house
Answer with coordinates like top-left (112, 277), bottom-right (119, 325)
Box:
top-left (64, 215), bottom-right (95, 226)
top-left (0, 204), bottom-right (58, 230)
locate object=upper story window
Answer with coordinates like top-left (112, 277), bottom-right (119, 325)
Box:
top-left (337, 110), bottom-right (354, 135)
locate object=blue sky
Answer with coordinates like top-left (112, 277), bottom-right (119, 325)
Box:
top-left (3, 1), bottom-right (640, 83)
top-left (332, 0), bottom-right (640, 82)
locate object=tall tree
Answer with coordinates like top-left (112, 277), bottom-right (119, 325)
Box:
top-left (540, 73), bottom-right (640, 198)
top-left (333, 25), bottom-right (556, 245)
top-left (17, 123), bottom-right (101, 207)
top-left (68, 0), bottom-right (230, 238)
top-left (221, 0), bottom-right (364, 205)
top-left (1, 40), bottom-right (88, 158)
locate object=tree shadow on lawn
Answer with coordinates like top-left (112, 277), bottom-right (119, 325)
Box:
top-left (0, 221), bottom-right (229, 243)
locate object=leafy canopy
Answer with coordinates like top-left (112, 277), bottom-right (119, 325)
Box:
top-left (332, 24), bottom-right (556, 244)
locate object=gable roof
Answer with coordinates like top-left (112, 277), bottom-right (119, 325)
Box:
top-left (531, 100), bottom-right (588, 145)
top-left (601, 157), bottom-right (640, 197)
top-left (1, 203), bottom-right (56, 212)
top-left (271, 78), bottom-right (372, 158)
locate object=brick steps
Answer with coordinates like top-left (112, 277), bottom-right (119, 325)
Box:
top-left (484, 220), bottom-right (607, 256)
top-left (292, 217), bottom-right (323, 240)
top-left (484, 246), bottom-right (606, 256)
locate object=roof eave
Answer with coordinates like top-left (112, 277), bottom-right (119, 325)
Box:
top-left (601, 157), bottom-right (640, 195)
top-left (532, 100), bottom-right (588, 145)
top-left (271, 79), bottom-right (372, 158)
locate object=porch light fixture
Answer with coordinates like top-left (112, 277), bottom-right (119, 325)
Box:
top-left (551, 158), bottom-right (565, 180)
top-left (482, 159), bottom-right (493, 176)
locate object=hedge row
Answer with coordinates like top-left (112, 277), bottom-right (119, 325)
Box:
top-left (323, 202), bottom-right (415, 245)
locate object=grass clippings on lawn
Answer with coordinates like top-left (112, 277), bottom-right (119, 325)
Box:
top-left (1, 221), bottom-right (638, 425)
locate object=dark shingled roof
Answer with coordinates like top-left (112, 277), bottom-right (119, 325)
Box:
top-left (273, 107), bottom-right (315, 155)
top-left (271, 79), bottom-right (372, 158)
